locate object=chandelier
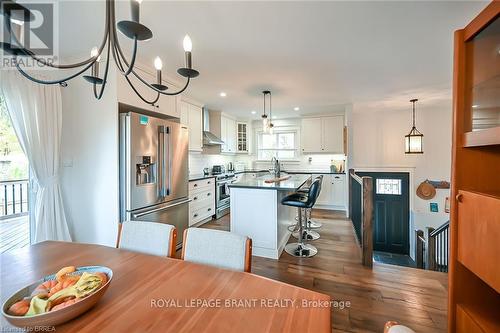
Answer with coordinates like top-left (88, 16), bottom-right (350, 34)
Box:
top-left (261, 90), bottom-right (274, 134)
top-left (405, 99), bottom-right (424, 154)
top-left (0, 0), bottom-right (199, 106)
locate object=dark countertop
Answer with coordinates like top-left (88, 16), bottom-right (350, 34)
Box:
top-left (228, 173), bottom-right (310, 191)
top-left (236, 169), bottom-right (345, 175)
top-left (284, 170), bottom-right (346, 175)
top-left (188, 174), bottom-right (216, 182)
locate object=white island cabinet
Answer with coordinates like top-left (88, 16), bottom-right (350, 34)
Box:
top-left (228, 173), bottom-right (311, 259)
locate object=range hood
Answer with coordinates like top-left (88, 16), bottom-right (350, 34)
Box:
top-left (203, 108), bottom-right (224, 145)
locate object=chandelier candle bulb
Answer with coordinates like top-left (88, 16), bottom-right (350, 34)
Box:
top-left (154, 57), bottom-right (163, 84)
top-left (90, 47), bottom-right (100, 78)
top-left (183, 35), bottom-right (193, 69)
top-left (131, 0), bottom-right (142, 23)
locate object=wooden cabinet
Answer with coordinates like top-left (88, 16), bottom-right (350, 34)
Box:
top-left (188, 178), bottom-right (215, 226)
top-left (457, 190), bottom-right (500, 293)
top-left (179, 100), bottom-right (203, 152)
top-left (116, 66), bottom-right (178, 118)
top-left (301, 116), bottom-right (344, 153)
top-left (457, 2), bottom-right (500, 147)
top-left (449, 3), bottom-right (500, 332)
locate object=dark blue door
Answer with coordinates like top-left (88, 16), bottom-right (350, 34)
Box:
top-left (357, 172), bottom-right (410, 255)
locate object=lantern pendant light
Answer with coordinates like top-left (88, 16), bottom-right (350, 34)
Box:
top-left (405, 99), bottom-right (424, 154)
top-left (261, 90), bottom-right (273, 133)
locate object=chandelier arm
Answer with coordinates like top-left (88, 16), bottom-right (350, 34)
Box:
top-left (15, 57), bottom-right (96, 85)
top-left (108, 2), bottom-right (138, 77)
top-left (4, 0), bottom-right (110, 69)
top-left (131, 70), bottom-right (191, 95)
top-left (110, 2), bottom-right (191, 96)
top-left (124, 75), bottom-right (160, 105)
top-left (93, 33), bottom-right (113, 100)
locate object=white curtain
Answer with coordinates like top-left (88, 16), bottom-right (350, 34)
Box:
top-left (0, 70), bottom-right (71, 242)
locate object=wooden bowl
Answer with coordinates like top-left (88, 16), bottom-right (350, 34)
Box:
top-left (2, 266), bottom-right (113, 328)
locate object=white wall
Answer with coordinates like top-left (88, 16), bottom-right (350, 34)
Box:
top-left (351, 103), bottom-right (452, 257)
top-left (60, 69), bottom-right (119, 247)
top-left (188, 152), bottom-right (236, 175)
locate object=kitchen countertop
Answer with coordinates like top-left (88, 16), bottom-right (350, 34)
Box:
top-left (188, 174), bottom-right (216, 182)
top-left (236, 169), bottom-right (345, 175)
top-left (229, 173), bottom-right (310, 191)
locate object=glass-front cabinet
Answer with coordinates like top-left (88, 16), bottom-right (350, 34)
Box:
top-left (237, 122), bottom-right (248, 153)
top-left (459, 9), bottom-right (500, 146)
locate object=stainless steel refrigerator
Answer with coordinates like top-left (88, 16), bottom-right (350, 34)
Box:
top-left (119, 111), bottom-right (189, 247)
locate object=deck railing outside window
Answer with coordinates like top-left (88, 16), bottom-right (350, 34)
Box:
top-left (0, 179), bottom-right (29, 220)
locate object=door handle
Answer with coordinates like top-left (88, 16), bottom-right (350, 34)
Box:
top-left (456, 193), bottom-right (463, 203)
top-left (167, 126), bottom-right (172, 197)
top-left (132, 198), bottom-right (191, 218)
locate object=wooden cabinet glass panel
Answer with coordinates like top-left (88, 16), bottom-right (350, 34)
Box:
top-left (465, 16), bottom-right (500, 132)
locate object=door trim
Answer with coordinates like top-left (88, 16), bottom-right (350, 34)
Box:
top-left (354, 167), bottom-right (414, 257)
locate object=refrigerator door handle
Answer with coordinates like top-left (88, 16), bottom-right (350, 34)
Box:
top-left (157, 127), bottom-right (163, 198)
top-left (132, 198), bottom-right (192, 218)
top-left (167, 126), bottom-right (172, 196)
top-left (158, 125), bottom-right (168, 198)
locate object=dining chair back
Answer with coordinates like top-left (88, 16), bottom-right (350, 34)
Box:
top-left (181, 228), bottom-right (252, 272)
top-left (117, 221), bottom-right (177, 258)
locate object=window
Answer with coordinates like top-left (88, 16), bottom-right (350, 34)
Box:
top-left (257, 130), bottom-right (298, 160)
top-left (376, 179), bottom-right (402, 195)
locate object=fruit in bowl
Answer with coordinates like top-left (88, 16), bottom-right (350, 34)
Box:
top-left (2, 265), bottom-right (112, 327)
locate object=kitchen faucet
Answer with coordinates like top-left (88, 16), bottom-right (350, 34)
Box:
top-left (271, 157), bottom-right (281, 177)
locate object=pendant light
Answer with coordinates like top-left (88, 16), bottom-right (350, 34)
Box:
top-left (261, 90), bottom-right (273, 133)
top-left (405, 99), bottom-right (424, 154)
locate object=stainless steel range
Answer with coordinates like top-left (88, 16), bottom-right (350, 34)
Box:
top-left (213, 165), bottom-right (236, 218)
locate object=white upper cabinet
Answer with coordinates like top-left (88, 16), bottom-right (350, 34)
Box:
top-left (236, 122), bottom-right (249, 153)
top-left (116, 66), bottom-right (178, 118)
top-left (301, 118), bottom-right (322, 153)
top-left (220, 115), bottom-right (236, 154)
top-left (321, 116), bottom-right (344, 153)
top-left (301, 116), bottom-right (344, 154)
top-left (179, 99), bottom-right (203, 152)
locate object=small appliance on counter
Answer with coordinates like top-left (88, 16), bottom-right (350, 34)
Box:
top-left (227, 162), bottom-right (234, 172)
top-left (212, 165), bottom-right (225, 175)
top-left (203, 167), bottom-right (210, 176)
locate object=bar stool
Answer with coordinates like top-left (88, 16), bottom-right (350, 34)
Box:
top-left (292, 175), bottom-right (323, 241)
top-left (281, 178), bottom-right (321, 257)
top-left (296, 176), bottom-right (323, 229)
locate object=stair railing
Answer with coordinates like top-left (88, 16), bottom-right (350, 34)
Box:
top-left (415, 220), bottom-right (449, 272)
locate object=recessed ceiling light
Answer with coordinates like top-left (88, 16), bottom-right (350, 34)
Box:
top-left (294, 107), bottom-right (300, 111)
top-left (251, 111), bottom-right (256, 114)
top-left (472, 104), bottom-right (479, 108)
top-left (219, 92), bottom-right (227, 97)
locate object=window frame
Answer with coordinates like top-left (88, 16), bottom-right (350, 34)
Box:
top-left (255, 128), bottom-right (300, 161)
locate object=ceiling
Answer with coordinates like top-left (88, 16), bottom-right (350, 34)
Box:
top-left (22, 1), bottom-right (489, 118)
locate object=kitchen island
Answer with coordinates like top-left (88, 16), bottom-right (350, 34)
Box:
top-left (228, 173), bottom-right (311, 259)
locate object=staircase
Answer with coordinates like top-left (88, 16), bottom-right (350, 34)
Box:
top-left (415, 221), bottom-right (449, 272)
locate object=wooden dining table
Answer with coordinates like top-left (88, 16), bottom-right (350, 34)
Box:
top-left (1, 241), bottom-right (331, 332)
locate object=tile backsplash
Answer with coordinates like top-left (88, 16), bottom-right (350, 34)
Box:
top-left (189, 152), bottom-right (345, 175)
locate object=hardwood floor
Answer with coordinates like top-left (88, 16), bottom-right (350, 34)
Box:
top-left (201, 209), bottom-right (448, 333)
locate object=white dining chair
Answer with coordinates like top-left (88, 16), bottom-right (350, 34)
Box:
top-left (117, 221), bottom-right (177, 258)
top-left (181, 228), bottom-right (252, 272)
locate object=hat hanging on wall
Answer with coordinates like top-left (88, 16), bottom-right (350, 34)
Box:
top-left (416, 180), bottom-right (436, 200)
